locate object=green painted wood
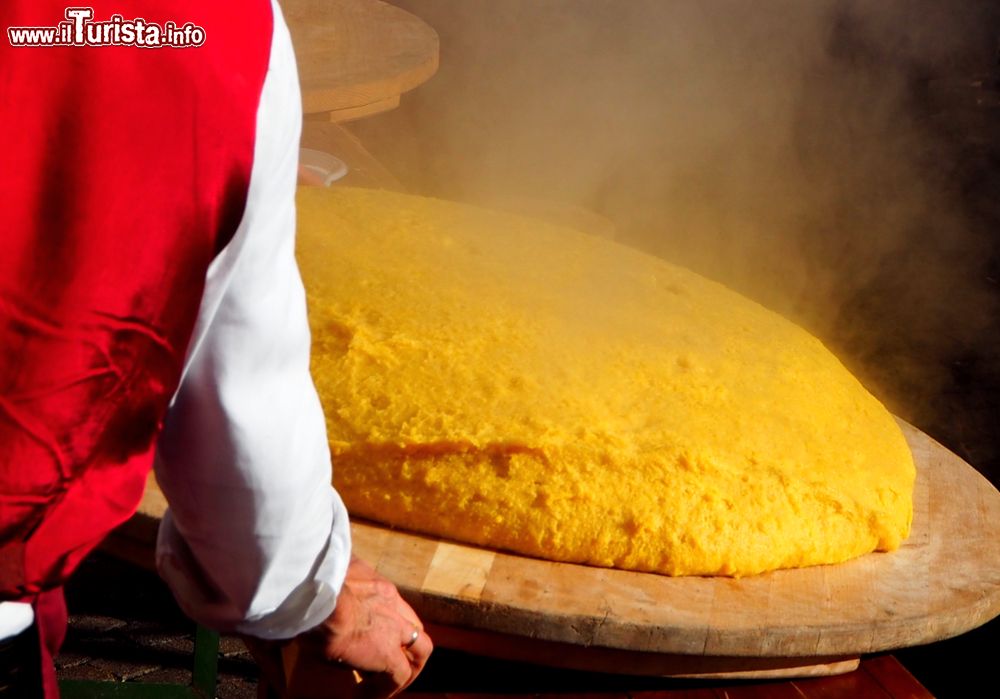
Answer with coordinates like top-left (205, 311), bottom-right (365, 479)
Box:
top-left (191, 625), bottom-right (219, 698)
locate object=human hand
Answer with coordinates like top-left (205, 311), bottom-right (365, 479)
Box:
top-left (246, 556), bottom-right (432, 699)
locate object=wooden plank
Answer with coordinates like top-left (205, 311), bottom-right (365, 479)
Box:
top-left (421, 543), bottom-right (495, 601)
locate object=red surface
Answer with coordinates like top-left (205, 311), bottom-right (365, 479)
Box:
top-left (404, 655), bottom-right (933, 699)
top-left (0, 1), bottom-right (270, 599)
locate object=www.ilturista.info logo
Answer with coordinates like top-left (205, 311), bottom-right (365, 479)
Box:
top-left (8, 7), bottom-right (206, 48)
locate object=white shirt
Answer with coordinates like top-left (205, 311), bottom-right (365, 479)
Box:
top-left (153, 0), bottom-right (351, 640)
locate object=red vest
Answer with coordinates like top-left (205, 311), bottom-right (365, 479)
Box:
top-left (0, 1), bottom-right (273, 598)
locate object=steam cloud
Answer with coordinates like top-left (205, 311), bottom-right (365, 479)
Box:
top-left (353, 0), bottom-right (999, 464)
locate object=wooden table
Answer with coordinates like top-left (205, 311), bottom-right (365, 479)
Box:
top-left (282, 0), bottom-right (438, 121)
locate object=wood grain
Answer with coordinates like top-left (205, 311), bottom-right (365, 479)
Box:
top-left (123, 421), bottom-right (1000, 677)
top-left (282, 0), bottom-right (439, 118)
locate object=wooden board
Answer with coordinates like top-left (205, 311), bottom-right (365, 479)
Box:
top-left (282, 0), bottom-right (439, 119)
top-left (114, 421), bottom-right (1000, 677)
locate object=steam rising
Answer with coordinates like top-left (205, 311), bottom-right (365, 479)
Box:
top-left (354, 1), bottom-right (997, 453)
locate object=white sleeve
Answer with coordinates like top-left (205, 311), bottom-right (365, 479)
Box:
top-left (152, 0), bottom-right (351, 640)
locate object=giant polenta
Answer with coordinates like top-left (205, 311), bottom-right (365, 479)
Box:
top-left (296, 187), bottom-right (915, 577)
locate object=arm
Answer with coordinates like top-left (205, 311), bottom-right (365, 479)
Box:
top-left (153, 5), bottom-right (431, 694)
top-left (152, 0), bottom-right (349, 640)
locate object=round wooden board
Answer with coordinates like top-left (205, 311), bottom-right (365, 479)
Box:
top-left (124, 421), bottom-right (1000, 676)
top-left (349, 421), bottom-right (1000, 667)
top-left (282, 0), bottom-right (439, 117)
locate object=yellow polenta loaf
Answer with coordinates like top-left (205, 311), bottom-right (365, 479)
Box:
top-left (296, 186), bottom-right (915, 577)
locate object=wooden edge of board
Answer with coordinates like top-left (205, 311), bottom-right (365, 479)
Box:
top-left (304, 95), bottom-right (402, 123)
top-left (425, 624), bottom-right (860, 679)
top-left (100, 420), bottom-right (1000, 665)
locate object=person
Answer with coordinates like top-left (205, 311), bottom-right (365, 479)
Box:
top-left (0, 2), bottom-right (431, 697)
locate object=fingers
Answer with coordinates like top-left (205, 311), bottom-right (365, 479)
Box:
top-left (293, 557), bottom-right (434, 699)
top-left (333, 638), bottom-right (421, 699)
top-left (399, 627), bottom-right (433, 694)
top-left (404, 627), bottom-right (433, 667)
top-left (384, 638), bottom-right (418, 691)
top-left (352, 607), bottom-right (431, 695)
top-left (354, 631), bottom-right (432, 699)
